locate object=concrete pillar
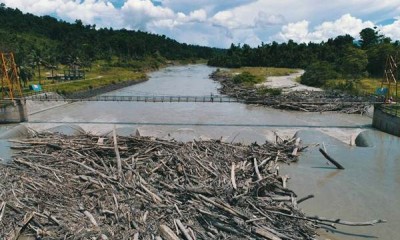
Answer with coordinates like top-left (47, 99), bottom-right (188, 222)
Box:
top-left (0, 99), bottom-right (28, 123)
top-left (16, 99), bottom-right (28, 122)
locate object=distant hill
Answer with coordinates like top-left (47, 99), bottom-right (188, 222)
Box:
top-left (0, 3), bottom-right (223, 67)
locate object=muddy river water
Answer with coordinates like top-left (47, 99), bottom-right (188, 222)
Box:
top-left (4, 64), bottom-right (400, 239)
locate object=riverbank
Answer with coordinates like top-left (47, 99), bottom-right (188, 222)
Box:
top-left (255, 70), bottom-right (322, 92)
top-left (210, 68), bottom-right (373, 114)
top-left (63, 78), bottom-right (148, 99)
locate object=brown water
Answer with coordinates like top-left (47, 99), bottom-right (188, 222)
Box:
top-left (20, 64), bottom-right (399, 239)
top-left (281, 130), bottom-right (400, 239)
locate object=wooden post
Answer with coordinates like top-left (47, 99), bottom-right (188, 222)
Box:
top-left (319, 148), bottom-right (344, 170)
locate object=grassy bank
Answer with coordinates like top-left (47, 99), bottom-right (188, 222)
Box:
top-left (22, 57), bottom-right (168, 96)
top-left (45, 65), bottom-right (147, 96)
top-left (324, 77), bottom-right (398, 96)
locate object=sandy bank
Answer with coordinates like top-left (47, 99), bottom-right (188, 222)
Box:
top-left (255, 70), bottom-right (322, 92)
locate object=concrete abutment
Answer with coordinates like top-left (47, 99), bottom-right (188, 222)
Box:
top-left (372, 104), bottom-right (400, 137)
top-left (0, 99), bottom-right (28, 123)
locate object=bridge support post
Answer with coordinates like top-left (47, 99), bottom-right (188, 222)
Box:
top-left (0, 99), bottom-right (28, 123)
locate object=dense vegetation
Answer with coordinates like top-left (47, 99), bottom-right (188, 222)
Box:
top-left (1, 3), bottom-right (398, 96)
top-left (0, 4), bottom-right (222, 87)
top-left (209, 28), bottom-right (400, 91)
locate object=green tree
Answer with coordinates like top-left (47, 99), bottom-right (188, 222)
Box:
top-left (18, 65), bottom-right (33, 87)
top-left (366, 43), bottom-right (397, 76)
top-left (340, 46), bottom-right (368, 79)
top-left (301, 61), bottom-right (339, 87)
top-left (28, 50), bottom-right (43, 84)
top-left (359, 27), bottom-right (382, 49)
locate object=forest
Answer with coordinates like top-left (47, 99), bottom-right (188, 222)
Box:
top-left (208, 28), bottom-right (400, 89)
top-left (0, 4), bottom-right (222, 84)
top-left (0, 3), bottom-right (399, 93)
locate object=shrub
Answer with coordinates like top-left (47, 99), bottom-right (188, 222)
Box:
top-left (233, 71), bottom-right (259, 85)
top-left (301, 61), bottom-right (339, 87)
top-left (257, 87), bottom-right (282, 96)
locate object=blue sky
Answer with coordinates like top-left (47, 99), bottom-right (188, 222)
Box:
top-left (1, 0), bottom-right (400, 48)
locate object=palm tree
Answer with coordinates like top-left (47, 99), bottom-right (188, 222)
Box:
top-left (28, 50), bottom-right (43, 85)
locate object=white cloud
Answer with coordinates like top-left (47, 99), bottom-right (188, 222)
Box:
top-left (0, 0), bottom-right (121, 28)
top-left (56, 0), bottom-right (120, 27)
top-left (276, 20), bottom-right (310, 42)
top-left (274, 14), bottom-right (375, 43)
top-left (0, 0), bottom-right (399, 47)
top-left (255, 12), bottom-right (286, 27)
top-left (186, 9), bottom-right (207, 22)
top-left (120, 0), bottom-right (174, 29)
top-left (381, 17), bottom-right (400, 41)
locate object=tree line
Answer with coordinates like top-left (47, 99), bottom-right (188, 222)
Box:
top-left (0, 4), bottom-right (222, 85)
top-left (208, 28), bottom-right (400, 88)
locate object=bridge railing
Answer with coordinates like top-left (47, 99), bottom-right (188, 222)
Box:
top-left (25, 93), bottom-right (384, 105)
top-left (27, 94), bottom-right (242, 103)
top-left (91, 95), bottom-right (239, 103)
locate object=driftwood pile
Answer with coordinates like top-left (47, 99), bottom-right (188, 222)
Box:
top-left (210, 72), bottom-right (373, 114)
top-left (0, 132), bottom-right (314, 239)
top-left (0, 133), bottom-right (386, 239)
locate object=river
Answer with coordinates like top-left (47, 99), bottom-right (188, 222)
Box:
top-left (9, 64), bottom-right (400, 239)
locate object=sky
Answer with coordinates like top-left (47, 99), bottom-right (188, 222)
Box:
top-left (1, 0), bottom-right (400, 48)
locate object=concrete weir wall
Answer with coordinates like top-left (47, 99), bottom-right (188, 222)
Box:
top-left (372, 104), bottom-right (400, 137)
top-left (0, 99), bottom-right (28, 123)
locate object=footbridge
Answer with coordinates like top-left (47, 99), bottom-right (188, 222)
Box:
top-left (27, 94), bottom-right (239, 103)
top-left (25, 93), bottom-right (381, 105)
top-left (0, 92), bottom-right (383, 123)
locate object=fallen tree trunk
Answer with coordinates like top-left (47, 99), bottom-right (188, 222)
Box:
top-left (319, 148), bottom-right (345, 170)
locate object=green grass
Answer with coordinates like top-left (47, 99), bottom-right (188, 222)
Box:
top-left (257, 87), bottom-right (282, 96)
top-left (22, 58), bottom-right (161, 95)
top-left (323, 77), bottom-right (399, 96)
top-left (215, 67), bottom-right (298, 86)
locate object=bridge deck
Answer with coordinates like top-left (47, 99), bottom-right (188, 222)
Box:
top-left (25, 95), bottom-right (240, 103)
top-left (18, 94), bottom-right (381, 104)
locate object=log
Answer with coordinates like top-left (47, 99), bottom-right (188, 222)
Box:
top-left (140, 184), bottom-right (162, 203)
top-left (113, 126), bottom-right (122, 180)
top-left (278, 175), bottom-right (289, 189)
top-left (291, 138), bottom-right (301, 156)
top-left (175, 219), bottom-right (193, 240)
top-left (319, 148), bottom-right (345, 170)
top-left (253, 158), bottom-right (262, 181)
top-left (231, 162), bottom-right (237, 190)
top-left (309, 216), bottom-right (387, 226)
top-left (13, 212), bottom-right (35, 240)
top-left (46, 143), bottom-right (63, 150)
top-left (133, 232), bottom-right (139, 240)
top-left (198, 194), bottom-right (247, 219)
top-left (159, 224), bottom-right (180, 240)
top-left (0, 202), bottom-right (5, 222)
top-left (252, 227), bottom-right (282, 240)
top-left (297, 194), bottom-right (314, 204)
top-left (84, 210), bottom-right (99, 227)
